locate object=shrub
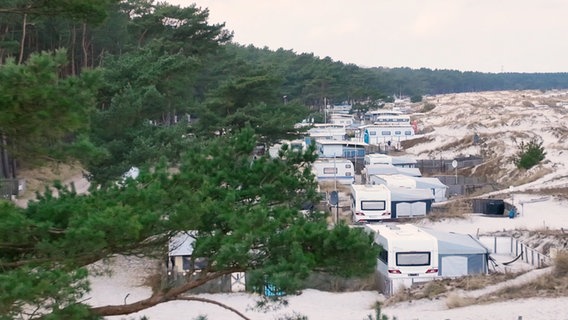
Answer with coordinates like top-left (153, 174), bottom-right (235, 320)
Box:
top-left (420, 103), bottom-right (436, 113)
top-left (553, 250), bottom-right (568, 277)
top-left (410, 95), bottom-right (423, 103)
top-left (366, 302), bottom-right (392, 320)
top-left (421, 280), bottom-right (448, 298)
top-left (513, 138), bottom-right (546, 169)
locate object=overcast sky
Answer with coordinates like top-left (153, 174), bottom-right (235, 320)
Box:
top-left (165, 0), bottom-right (568, 73)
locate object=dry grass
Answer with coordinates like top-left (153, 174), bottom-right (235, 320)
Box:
top-left (553, 250), bottom-right (568, 277)
top-left (426, 200), bottom-right (470, 222)
top-left (505, 167), bottom-right (553, 187)
top-left (450, 272), bottom-right (520, 291)
top-left (421, 280), bottom-right (448, 298)
top-left (534, 186), bottom-right (568, 200)
top-left (400, 135), bottom-right (434, 149)
top-left (475, 271), bottom-right (568, 304)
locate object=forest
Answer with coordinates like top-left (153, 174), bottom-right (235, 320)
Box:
top-left (2, 0), bottom-right (568, 181)
top-left (0, 1), bottom-right (567, 319)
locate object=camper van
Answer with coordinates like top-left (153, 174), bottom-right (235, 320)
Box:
top-left (364, 154), bottom-right (392, 166)
top-left (312, 158), bottom-right (355, 185)
top-left (365, 223), bottom-right (439, 295)
top-left (350, 184), bottom-right (391, 223)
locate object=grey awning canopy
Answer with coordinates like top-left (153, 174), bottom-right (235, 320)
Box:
top-left (421, 227), bottom-right (489, 255)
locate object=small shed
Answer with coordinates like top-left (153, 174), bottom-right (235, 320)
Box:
top-left (422, 228), bottom-right (490, 277)
top-left (414, 177), bottom-right (448, 202)
top-left (472, 198), bottom-right (505, 215)
top-left (168, 232), bottom-right (198, 274)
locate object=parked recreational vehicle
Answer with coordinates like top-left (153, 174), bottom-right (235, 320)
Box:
top-left (365, 223), bottom-right (439, 296)
top-left (268, 139), bottom-right (308, 158)
top-left (312, 158), bottom-right (355, 185)
top-left (364, 154), bottom-right (392, 166)
top-left (350, 184), bottom-right (391, 223)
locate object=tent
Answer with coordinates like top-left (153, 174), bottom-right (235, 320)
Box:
top-left (422, 227), bottom-right (490, 277)
top-left (413, 177), bottom-right (448, 202)
top-left (389, 187), bottom-right (434, 218)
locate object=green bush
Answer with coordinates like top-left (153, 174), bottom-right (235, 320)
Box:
top-left (410, 95), bottom-right (423, 103)
top-left (513, 138), bottom-right (546, 169)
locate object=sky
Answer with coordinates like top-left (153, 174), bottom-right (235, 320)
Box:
top-left (164, 0), bottom-right (568, 73)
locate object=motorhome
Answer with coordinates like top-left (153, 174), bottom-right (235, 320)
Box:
top-left (365, 223), bottom-right (439, 296)
top-left (364, 154), bottom-right (392, 166)
top-left (349, 184), bottom-right (391, 223)
top-left (315, 140), bottom-right (367, 159)
top-left (359, 110), bottom-right (415, 145)
top-left (307, 124), bottom-right (347, 141)
top-left (268, 139), bottom-right (308, 158)
top-left (312, 158), bottom-right (355, 185)
top-left (364, 154), bottom-right (418, 168)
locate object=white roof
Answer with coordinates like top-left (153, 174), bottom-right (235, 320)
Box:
top-left (169, 232), bottom-right (196, 256)
top-left (316, 140), bottom-right (368, 147)
top-left (366, 223), bottom-right (437, 246)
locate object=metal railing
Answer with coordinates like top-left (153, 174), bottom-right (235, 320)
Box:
top-left (478, 235), bottom-right (551, 269)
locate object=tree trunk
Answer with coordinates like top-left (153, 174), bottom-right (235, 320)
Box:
top-left (89, 270), bottom-right (237, 316)
top-left (82, 22), bottom-right (88, 69)
top-left (0, 134), bottom-right (9, 179)
top-left (71, 25), bottom-right (76, 75)
top-left (18, 13), bottom-right (26, 64)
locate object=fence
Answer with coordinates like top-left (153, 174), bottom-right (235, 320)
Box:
top-left (417, 157), bottom-right (483, 175)
top-left (478, 236), bottom-right (551, 269)
top-left (0, 179), bottom-right (22, 199)
top-left (164, 271), bottom-right (235, 294)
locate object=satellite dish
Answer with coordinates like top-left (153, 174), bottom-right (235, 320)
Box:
top-left (451, 160), bottom-right (458, 168)
top-left (329, 191), bottom-right (339, 206)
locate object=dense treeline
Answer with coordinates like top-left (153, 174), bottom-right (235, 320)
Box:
top-left (3, 0), bottom-right (568, 180)
top-left (229, 44), bottom-right (568, 104)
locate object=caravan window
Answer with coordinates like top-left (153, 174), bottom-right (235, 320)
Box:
top-left (378, 248), bottom-right (388, 264)
top-left (396, 252), bottom-right (430, 266)
top-left (361, 200), bottom-right (386, 210)
top-left (323, 167), bottom-right (338, 174)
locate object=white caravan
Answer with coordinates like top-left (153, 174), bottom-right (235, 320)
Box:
top-left (349, 184), bottom-right (391, 223)
top-left (365, 223), bottom-right (439, 296)
top-left (312, 158), bottom-right (355, 185)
